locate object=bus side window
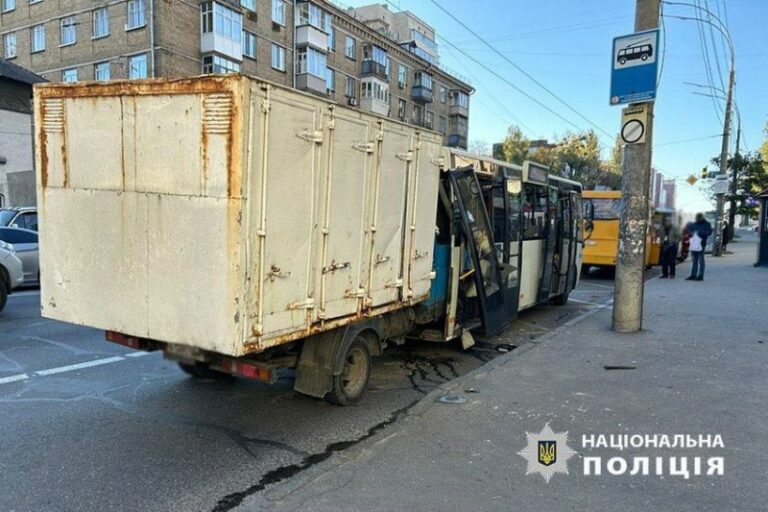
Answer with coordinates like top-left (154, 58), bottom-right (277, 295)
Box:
top-left (523, 184), bottom-right (545, 240)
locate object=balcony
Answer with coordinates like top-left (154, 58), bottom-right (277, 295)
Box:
top-left (200, 33), bottom-right (242, 61)
top-left (361, 60), bottom-right (388, 80)
top-left (296, 24), bottom-right (328, 51)
top-left (296, 73), bottom-right (327, 95)
top-left (449, 103), bottom-right (469, 118)
top-left (447, 133), bottom-right (467, 149)
top-left (412, 85), bottom-right (432, 104)
top-left (361, 97), bottom-right (389, 116)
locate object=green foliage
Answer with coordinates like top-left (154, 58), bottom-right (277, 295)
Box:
top-left (500, 125), bottom-right (530, 165)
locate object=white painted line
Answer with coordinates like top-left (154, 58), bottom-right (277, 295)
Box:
top-left (578, 282), bottom-right (614, 289)
top-left (0, 373), bottom-right (29, 385)
top-left (567, 297), bottom-right (604, 306)
top-left (34, 356), bottom-right (125, 376)
top-left (124, 351), bottom-right (154, 358)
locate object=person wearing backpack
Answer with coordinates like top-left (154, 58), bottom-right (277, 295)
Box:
top-left (685, 213), bottom-right (713, 281)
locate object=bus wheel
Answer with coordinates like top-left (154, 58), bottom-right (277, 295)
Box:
top-left (178, 362), bottom-right (231, 380)
top-left (552, 291), bottom-right (570, 306)
top-left (326, 337), bottom-right (371, 406)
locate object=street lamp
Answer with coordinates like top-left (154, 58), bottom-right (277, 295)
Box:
top-left (663, 1), bottom-right (735, 256)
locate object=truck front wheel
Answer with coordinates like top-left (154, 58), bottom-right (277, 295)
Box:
top-left (326, 337), bottom-right (371, 406)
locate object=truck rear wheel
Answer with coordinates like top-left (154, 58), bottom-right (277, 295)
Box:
top-left (326, 337), bottom-right (371, 406)
top-left (178, 362), bottom-right (231, 380)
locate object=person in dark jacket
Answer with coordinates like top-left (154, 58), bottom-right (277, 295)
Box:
top-left (722, 221), bottom-right (732, 251)
top-left (659, 217), bottom-right (681, 278)
top-left (685, 213), bottom-right (713, 281)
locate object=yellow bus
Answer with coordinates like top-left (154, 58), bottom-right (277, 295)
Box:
top-left (582, 190), bottom-right (655, 270)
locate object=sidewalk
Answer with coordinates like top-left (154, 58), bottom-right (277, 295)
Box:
top-left (249, 236), bottom-right (768, 512)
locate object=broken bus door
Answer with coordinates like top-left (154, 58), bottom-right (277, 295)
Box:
top-left (449, 168), bottom-right (508, 335)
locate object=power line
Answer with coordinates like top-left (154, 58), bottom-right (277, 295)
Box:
top-left (424, 0), bottom-right (615, 142)
top-left (703, 0), bottom-right (726, 90)
top-left (655, 133), bottom-right (722, 147)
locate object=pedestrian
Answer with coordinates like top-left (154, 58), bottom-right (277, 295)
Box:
top-left (685, 213), bottom-right (713, 281)
top-left (722, 221), bottom-right (731, 252)
top-left (659, 217), bottom-right (680, 278)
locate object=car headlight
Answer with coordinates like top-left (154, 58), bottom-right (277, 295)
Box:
top-left (0, 240), bottom-right (15, 253)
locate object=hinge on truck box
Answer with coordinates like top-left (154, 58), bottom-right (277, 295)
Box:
top-left (288, 298), bottom-right (315, 310)
top-left (322, 261), bottom-right (351, 274)
top-left (396, 150), bottom-right (414, 162)
top-left (352, 141), bottom-right (374, 153)
top-left (374, 254), bottom-right (390, 265)
top-left (413, 249), bottom-right (427, 259)
top-left (266, 265), bottom-right (291, 281)
top-left (385, 278), bottom-right (403, 288)
top-left (431, 156), bottom-right (446, 168)
top-left (344, 288), bottom-right (366, 298)
top-left (260, 99), bottom-right (271, 113)
top-left (297, 129), bottom-right (323, 143)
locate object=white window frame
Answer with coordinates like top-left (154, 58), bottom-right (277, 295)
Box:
top-left (398, 64), bottom-right (407, 88)
top-left (272, 0), bottom-right (286, 26)
top-left (126, 0), bottom-right (146, 30)
top-left (271, 43), bottom-right (285, 71)
top-left (344, 35), bottom-right (355, 60)
top-left (3, 33), bottom-right (17, 59)
top-left (243, 30), bottom-right (256, 59)
top-left (344, 76), bottom-right (356, 98)
top-left (2, 0), bottom-right (14, 13)
top-left (92, 8), bottom-right (109, 39)
top-left (30, 24), bottom-right (45, 53)
top-left (240, 0), bottom-right (254, 12)
top-left (128, 53), bottom-right (147, 79)
top-left (200, 2), bottom-right (213, 33)
top-left (325, 67), bottom-right (334, 93)
top-left (60, 16), bottom-right (76, 46)
top-left (62, 68), bottom-right (78, 82)
top-left (211, 2), bottom-right (242, 43)
top-left (94, 61), bottom-right (110, 81)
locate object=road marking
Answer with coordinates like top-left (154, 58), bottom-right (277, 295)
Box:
top-left (578, 281), bottom-right (614, 289)
top-left (34, 356), bottom-right (126, 376)
top-left (567, 297), bottom-right (604, 306)
top-left (0, 373), bottom-right (29, 385)
top-left (124, 351), bottom-right (154, 358)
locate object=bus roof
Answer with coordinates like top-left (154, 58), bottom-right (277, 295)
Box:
top-left (583, 190), bottom-right (621, 199)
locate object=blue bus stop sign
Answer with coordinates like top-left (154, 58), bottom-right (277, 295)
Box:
top-left (610, 29), bottom-right (659, 105)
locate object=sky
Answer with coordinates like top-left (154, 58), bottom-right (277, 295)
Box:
top-left (342, 0), bottom-right (768, 212)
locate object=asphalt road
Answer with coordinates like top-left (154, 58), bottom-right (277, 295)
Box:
top-left (0, 271), bottom-right (635, 512)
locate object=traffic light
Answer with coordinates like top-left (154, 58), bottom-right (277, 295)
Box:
top-left (701, 167), bottom-right (709, 179)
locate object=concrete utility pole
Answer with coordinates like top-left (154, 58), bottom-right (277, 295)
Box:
top-left (713, 68), bottom-right (735, 256)
top-left (612, 0), bottom-right (660, 333)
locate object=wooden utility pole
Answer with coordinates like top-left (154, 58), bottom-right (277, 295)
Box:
top-left (612, 0), bottom-right (660, 333)
top-left (713, 68), bottom-right (735, 256)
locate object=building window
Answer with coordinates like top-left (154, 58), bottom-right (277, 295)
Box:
top-left (439, 85), bottom-right (447, 103)
top-left (344, 35), bottom-right (355, 60)
top-left (397, 98), bottom-right (406, 120)
top-left (206, 2), bottom-right (241, 42)
top-left (30, 0), bottom-right (42, 4)
top-left (414, 71), bottom-right (433, 91)
top-left (327, 23), bottom-right (335, 52)
top-left (325, 67), bottom-right (334, 93)
top-left (129, 53), bottom-right (147, 79)
top-left (451, 90), bottom-right (469, 108)
top-left (272, 0), bottom-right (286, 26)
top-left (296, 46), bottom-right (326, 78)
top-left (2, 0), bottom-right (14, 12)
top-left (202, 54), bottom-right (240, 74)
top-left (62, 68), bottom-right (78, 82)
top-left (60, 16), bottom-right (76, 46)
top-left (271, 43), bottom-right (285, 71)
top-left (240, 0), bottom-right (254, 12)
top-left (93, 8), bottom-right (109, 38)
top-left (94, 61), bottom-right (110, 80)
top-left (345, 76), bottom-right (356, 98)
top-left (3, 33), bottom-right (16, 59)
top-left (243, 30), bottom-right (256, 59)
top-left (398, 64), bottom-right (407, 88)
top-left (361, 78), bottom-right (389, 104)
top-left (126, 0), bottom-right (145, 30)
top-left (438, 115), bottom-right (447, 133)
top-left (30, 24), bottom-right (45, 53)
top-left (296, 2), bottom-right (328, 30)
top-left (412, 104), bottom-right (423, 125)
top-left (425, 110), bottom-right (433, 129)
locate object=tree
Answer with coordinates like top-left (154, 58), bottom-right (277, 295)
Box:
top-left (604, 135), bottom-right (623, 174)
top-left (730, 153), bottom-right (768, 219)
top-left (500, 125), bottom-right (530, 165)
top-left (468, 139), bottom-right (491, 156)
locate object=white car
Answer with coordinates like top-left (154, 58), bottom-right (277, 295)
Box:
top-left (0, 241), bottom-right (25, 313)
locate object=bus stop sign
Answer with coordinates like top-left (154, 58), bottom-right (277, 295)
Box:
top-left (610, 29), bottom-right (659, 105)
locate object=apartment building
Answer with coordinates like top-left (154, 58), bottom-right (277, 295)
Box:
top-left (0, 0), bottom-right (471, 147)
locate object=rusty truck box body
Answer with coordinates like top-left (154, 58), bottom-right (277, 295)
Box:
top-left (35, 75), bottom-right (444, 357)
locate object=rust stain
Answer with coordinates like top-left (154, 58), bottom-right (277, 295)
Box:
top-left (34, 74), bottom-right (239, 100)
top-left (38, 98), bottom-right (48, 190)
top-left (119, 97), bottom-right (126, 190)
top-left (200, 126), bottom-right (208, 188)
top-left (60, 106), bottom-right (69, 188)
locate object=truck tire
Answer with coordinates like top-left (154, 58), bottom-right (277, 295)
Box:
top-left (178, 362), bottom-right (231, 380)
top-left (0, 280), bottom-right (7, 314)
top-left (551, 290), bottom-right (570, 306)
top-left (325, 336), bottom-right (371, 406)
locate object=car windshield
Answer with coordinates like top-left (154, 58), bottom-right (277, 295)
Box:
top-left (585, 198), bottom-right (622, 220)
top-left (0, 210), bottom-right (16, 226)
